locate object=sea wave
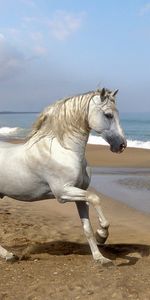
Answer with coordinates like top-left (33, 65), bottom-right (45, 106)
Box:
top-left (0, 126), bottom-right (27, 138)
top-left (0, 127), bottom-right (20, 135)
top-left (88, 135), bottom-right (150, 149)
top-left (0, 126), bottom-right (150, 149)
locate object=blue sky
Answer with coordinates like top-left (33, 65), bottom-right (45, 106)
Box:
top-left (0, 0), bottom-right (150, 112)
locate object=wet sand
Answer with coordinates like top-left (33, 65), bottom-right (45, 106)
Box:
top-left (0, 144), bottom-right (150, 299)
top-left (91, 167), bottom-right (150, 213)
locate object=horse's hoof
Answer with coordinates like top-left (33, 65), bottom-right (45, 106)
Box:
top-left (6, 253), bottom-right (19, 262)
top-left (100, 258), bottom-right (113, 268)
top-left (95, 257), bottom-right (113, 268)
top-left (95, 231), bottom-right (107, 245)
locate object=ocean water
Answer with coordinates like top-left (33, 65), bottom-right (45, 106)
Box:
top-left (0, 112), bottom-right (150, 149)
top-left (0, 112), bottom-right (39, 139)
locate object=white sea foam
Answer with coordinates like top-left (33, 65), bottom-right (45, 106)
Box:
top-left (125, 139), bottom-right (150, 149)
top-left (0, 127), bottom-right (20, 136)
top-left (88, 135), bottom-right (150, 150)
top-left (0, 126), bottom-right (27, 138)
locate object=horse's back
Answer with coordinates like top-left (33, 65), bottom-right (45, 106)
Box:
top-left (0, 141), bottom-right (23, 148)
top-left (0, 141), bottom-right (25, 168)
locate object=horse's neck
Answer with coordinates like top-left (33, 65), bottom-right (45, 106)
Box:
top-left (62, 132), bottom-right (89, 156)
top-left (27, 132), bottom-right (89, 160)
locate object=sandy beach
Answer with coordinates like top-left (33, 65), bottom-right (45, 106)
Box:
top-left (0, 144), bottom-right (150, 299)
top-left (86, 144), bottom-right (150, 168)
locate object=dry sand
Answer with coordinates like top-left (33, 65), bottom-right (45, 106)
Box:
top-left (0, 144), bottom-right (150, 300)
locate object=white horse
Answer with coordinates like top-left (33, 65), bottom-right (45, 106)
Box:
top-left (0, 88), bottom-right (126, 266)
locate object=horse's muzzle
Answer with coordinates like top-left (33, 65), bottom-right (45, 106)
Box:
top-left (110, 140), bottom-right (127, 153)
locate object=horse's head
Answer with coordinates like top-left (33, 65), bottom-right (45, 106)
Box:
top-left (88, 88), bottom-right (127, 153)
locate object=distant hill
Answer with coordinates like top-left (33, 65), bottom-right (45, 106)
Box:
top-left (0, 111), bottom-right (39, 114)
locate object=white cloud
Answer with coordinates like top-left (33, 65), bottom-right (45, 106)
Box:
top-left (0, 33), bottom-right (5, 41)
top-left (21, 0), bottom-right (36, 7)
top-left (29, 31), bottom-right (48, 57)
top-left (33, 46), bottom-right (47, 56)
top-left (22, 16), bottom-right (38, 23)
top-left (49, 10), bottom-right (85, 41)
top-left (139, 3), bottom-right (150, 16)
top-left (30, 31), bottom-right (43, 43)
top-left (0, 34), bottom-right (25, 81)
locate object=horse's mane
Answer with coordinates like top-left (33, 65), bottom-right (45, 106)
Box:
top-left (27, 90), bottom-right (99, 145)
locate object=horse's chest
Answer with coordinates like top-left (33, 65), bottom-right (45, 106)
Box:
top-left (68, 165), bottom-right (88, 189)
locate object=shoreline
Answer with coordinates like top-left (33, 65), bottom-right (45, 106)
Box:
top-left (86, 144), bottom-right (150, 214)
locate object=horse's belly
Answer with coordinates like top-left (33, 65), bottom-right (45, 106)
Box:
top-left (9, 190), bottom-right (53, 202)
top-left (0, 174), bottom-right (52, 201)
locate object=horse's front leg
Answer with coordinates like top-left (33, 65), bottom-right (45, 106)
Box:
top-left (0, 245), bottom-right (18, 262)
top-left (94, 201), bottom-right (110, 245)
top-left (58, 186), bottom-right (112, 266)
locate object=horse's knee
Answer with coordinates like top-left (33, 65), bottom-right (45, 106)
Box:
top-left (56, 197), bottom-right (67, 204)
top-left (52, 190), bottom-right (68, 204)
top-left (86, 192), bottom-right (101, 206)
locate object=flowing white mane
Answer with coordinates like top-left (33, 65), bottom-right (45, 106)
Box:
top-left (28, 90), bottom-right (99, 145)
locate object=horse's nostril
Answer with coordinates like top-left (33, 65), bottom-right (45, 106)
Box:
top-left (120, 143), bottom-right (126, 152)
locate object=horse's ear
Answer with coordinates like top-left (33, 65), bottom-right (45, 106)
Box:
top-left (112, 89), bottom-right (119, 97)
top-left (100, 88), bottom-right (105, 98)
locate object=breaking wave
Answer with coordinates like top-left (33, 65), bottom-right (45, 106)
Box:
top-left (88, 135), bottom-right (150, 149)
top-left (0, 126), bottom-right (28, 139)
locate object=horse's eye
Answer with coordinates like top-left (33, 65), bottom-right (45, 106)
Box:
top-left (105, 112), bottom-right (113, 119)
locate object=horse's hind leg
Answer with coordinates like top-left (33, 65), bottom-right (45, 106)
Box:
top-left (0, 245), bottom-right (18, 262)
top-left (0, 195), bottom-right (18, 261)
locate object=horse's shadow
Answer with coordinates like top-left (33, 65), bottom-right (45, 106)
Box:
top-left (10, 241), bottom-right (150, 266)
top-left (100, 243), bottom-right (150, 266)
